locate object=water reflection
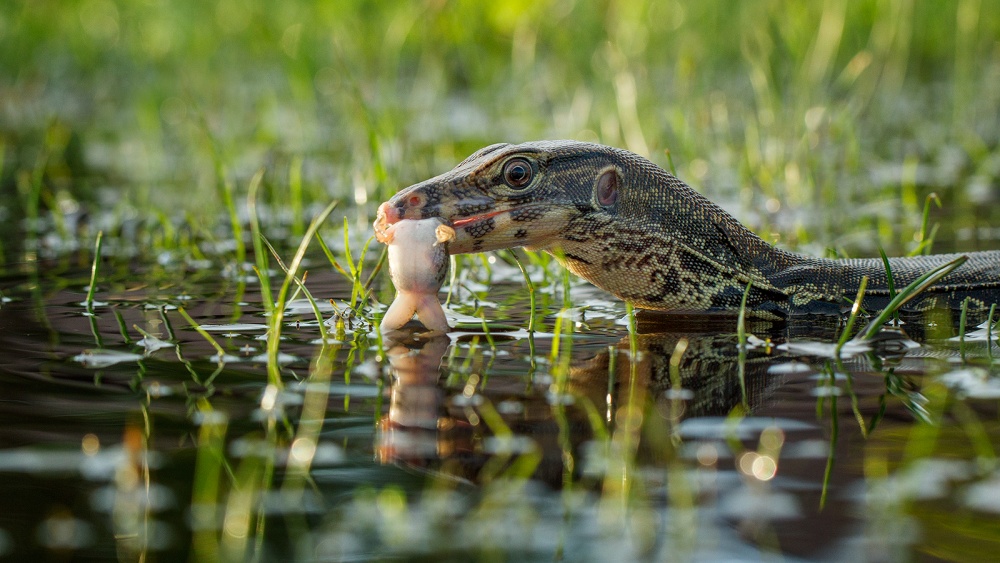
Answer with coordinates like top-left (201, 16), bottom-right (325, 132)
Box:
top-left (377, 317), bottom-right (822, 482)
top-left (377, 334), bottom-right (449, 463)
top-left (374, 312), bottom-right (1000, 559)
top-left (2, 266), bottom-right (998, 560)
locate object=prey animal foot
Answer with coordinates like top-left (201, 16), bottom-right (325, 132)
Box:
top-left (434, 224), bottom-right (456, 245)
top-left (374, 202), bottom-right (395, 243)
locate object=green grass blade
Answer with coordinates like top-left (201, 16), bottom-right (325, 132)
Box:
top-left (837, 276), bottom-right (868, 353)
top-left (247, 169), bottom-right (273, 309)
top-left (877, 247), bottom-right (899, 325)
top-left (626, 302), bottom-right (638, 361)
top-left (988, 303), bottom-right (996, 362)
top-left (958, 296), bottom-right (970, 361)
top-left (316, 232), bottom-right (351, 281)
top-left (737, 280), bottom-right (753, 407)
top-left (909, 192), bottom-right (941, 257)
top-left (289, 156), bottom-right (304, 238)
top-left (85, 231), bottom-right (103, 313)
top-left (261, 237), bottom-right (329, 343)
top-left (819, 367), bottom-right (839, 510)
top-left (855, 256), bottom-right (968, 341)
top-left (342, 217), bottom-right (357, 278)
top-left (362, 246), bottom-right (388, 293)
top-left (511, 250), bottom-right (536, 333)
top-left (664, 148), bottom-right (677, 176)
top-left (265, 200), bottom-right (340, 385)
top-left (217, 172), bottom-right (246, 266)
top-left (737, 280), bottom-right (752, 346)
top-left (176, 307), bottom-right (227, 359)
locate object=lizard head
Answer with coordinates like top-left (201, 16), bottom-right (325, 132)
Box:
top-left (375, 140), bottom-right (647, 255)
top-left (373, 140), bottom-right (822, 314)
top-left (373, 140), bottom-right (775, 312)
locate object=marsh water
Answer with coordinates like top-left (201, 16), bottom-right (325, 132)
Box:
top-left (5, 1), bottom-right (1000, 560)
top-left (1, 230), bottom-right (999, 561)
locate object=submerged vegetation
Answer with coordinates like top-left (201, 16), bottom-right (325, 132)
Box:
top-left (1, 1), bottom-right (999, 560)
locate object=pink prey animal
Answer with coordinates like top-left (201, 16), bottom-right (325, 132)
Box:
top-left (374, 214), bottom-right (455, 333)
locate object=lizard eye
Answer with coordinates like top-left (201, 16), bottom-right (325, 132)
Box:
top-left (502, 158), bottom-right (534, 189)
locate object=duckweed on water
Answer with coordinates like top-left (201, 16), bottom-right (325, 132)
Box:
top-left (1, 1), bottom-right (1000, 560)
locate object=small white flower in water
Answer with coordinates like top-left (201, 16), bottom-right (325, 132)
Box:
top-left (137, 335), bottom-right (174, 353)
top-left (73, 349), bottom-right (143, 368)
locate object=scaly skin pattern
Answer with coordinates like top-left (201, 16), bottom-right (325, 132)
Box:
top-left (375, 141), bottom-right (1000, 319)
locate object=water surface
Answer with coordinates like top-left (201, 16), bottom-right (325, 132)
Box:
top-left (1, 250), bottom-right (998, 561)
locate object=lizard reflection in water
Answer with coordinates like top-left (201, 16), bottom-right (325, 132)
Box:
top-left (375, 318), bottom-right (870, 485)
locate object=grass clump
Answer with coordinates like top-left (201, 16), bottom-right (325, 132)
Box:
top-left (853, 256), bottom-right (968, 343)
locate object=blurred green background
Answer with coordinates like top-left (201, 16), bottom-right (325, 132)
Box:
top-left (2, 0), bottom-right (999, 260)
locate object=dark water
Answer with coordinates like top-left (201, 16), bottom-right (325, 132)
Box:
top-left (1, 252), bottom-right (999, 562)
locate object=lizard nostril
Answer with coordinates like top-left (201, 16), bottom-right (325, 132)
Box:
top-left (408, 195), bottom-right (423, 207)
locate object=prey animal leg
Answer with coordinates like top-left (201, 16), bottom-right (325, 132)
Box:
top-left (413, 293), bottom-right (450, 332)
top-left (380, 293), bottom-right (418, 332)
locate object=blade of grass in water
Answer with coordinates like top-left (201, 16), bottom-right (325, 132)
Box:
top-left (668, 337), bottom-right (689, 393)
top-left (334, 217), bottom-right (378, 309)
top-left (854, 255), bottom-right (968, 342)
top-left (551, 307), bottom-right (575, 395)
top-left (909, 192), bottom-right (941, 256)
top-left (316, 232), bottom-right (351, 280)
top-left (737, 280), bottom-right (753, 407)
top-left (444, 254), bottom-right (458, 307)
top-left (261, 236), bottom-right (329, 342)
top-left (342, 218), bottom-right (356, 279)
top-left (350, 236), bottom-right (377, 309)
top-left (151, 315), bottom-right (223, 386)
top-left (838, 359), bottom-right (869, 438)
top-left (664, 148), bottom-right (677, 176)
top-left (479, 313), bottom-right (496, 351)
top-left (736, 281), bottom-right (752, 345)
top-left (837, 276), bottom-right (868, 353)
top-left (362, 245), bottom-right (388, 293)
top-left (988, 303), bottom-right (996, 362)
top-left (625, 302), bottom-right (638, 360)
top-left (112, 309), bottom-right (132, 344)
top-left (877, 247), bottom-right (898, 326)
top-left (177, 307), bottom-right (227, 359)
top-left (247, 169), bottom-right (272, 308)
top-left (85, 231), bottom-right (103, 314)
top-left (511, 250), bottom-right (537, 334)
top-left (190, 398), bottom-right (229, 562)
top-left (289, 156), bottom-right (304, 238)
top-left (606, 345), bottom-right (617, 424)
top-left (959, 296), bottom-right (970, 361)
top-left (218, 173), bottom-right (246, 267)
top-left (819, 366), bottom-right (839, 510)
top-left (265, 200), bottom-right (340, 386)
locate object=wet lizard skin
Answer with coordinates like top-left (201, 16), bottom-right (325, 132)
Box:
top-left (376, 141), bottom-right (1000, 319)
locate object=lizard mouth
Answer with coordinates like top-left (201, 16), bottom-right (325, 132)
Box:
top-left (451, 208), bottom-right (509, 229)
top-left (375, 203), bottom-right (509, 242)
top-left (376, 200), bottom-right (546, 245)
